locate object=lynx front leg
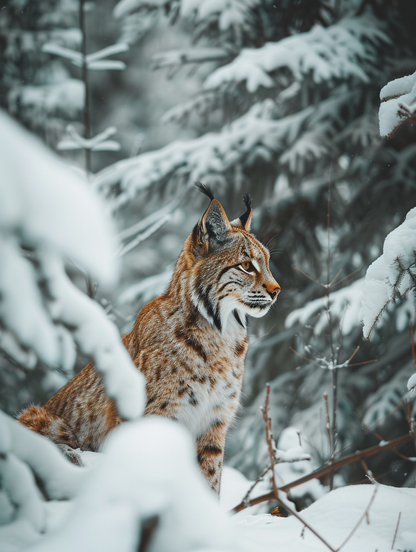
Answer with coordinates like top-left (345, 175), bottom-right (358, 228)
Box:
top-left (196, 420), bottom-right (228, 495)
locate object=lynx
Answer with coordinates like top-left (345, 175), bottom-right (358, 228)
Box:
top-left (19, 184), bottom-right (280, 494)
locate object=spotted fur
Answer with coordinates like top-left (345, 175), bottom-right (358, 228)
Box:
top-left (18, 187), bottom-right (280, 494)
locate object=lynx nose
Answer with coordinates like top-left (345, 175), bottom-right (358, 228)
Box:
top-left (263, 282), bottom-right (281, 300)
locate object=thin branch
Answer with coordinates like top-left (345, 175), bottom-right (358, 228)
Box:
top-left (294, 267), bottom-right (326, 288)
top-left (289, 346), bottom-right (312, 363)
top-left (347, 358), bottom-right (378, 368)
top-left (391, 511), bottom-right (401, 550)
top-left (262, 383), bottom-right (279, 499)
top-left (241, 465), bottom-right (270, 507)
top-left (346, 346), bottom-right (360, 364)
top-left (324, 392), bottom-right (332, 452)
top-left (328, 268), bottom-right (342, 288)
top-left (411, 322), bottom-right (416, 372)
top-left (231, 432), bottom-right (414, 513)
top-left (331, 267), bottom-right (362, 288)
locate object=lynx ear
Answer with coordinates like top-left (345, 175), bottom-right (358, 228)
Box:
top-left (230, 193), bottom-right (252, 232)
top-left (201, 199), bottom-right (232, 243)
top-left (193, 198), bottom-right (232, 251)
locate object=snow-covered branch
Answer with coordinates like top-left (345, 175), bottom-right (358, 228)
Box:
top-left (203, 14), bottom-right (389, 93)
top-left (0, 111), bottom-right (145, 418)
top-left (379, 70), bottom-right (416, 137)
top-left (360, 207), bottom-right (416, 340)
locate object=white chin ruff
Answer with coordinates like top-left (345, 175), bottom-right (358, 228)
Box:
top-left (245, 304), bottom-right (271, 318)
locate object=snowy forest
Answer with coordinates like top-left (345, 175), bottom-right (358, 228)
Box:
top-left (1, 0), bottom-right (416, 550)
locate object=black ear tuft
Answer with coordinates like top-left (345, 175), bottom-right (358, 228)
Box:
top-left (195, 181), bottom-right (214, 201)
top-left (239, 193), bottom-right (253, 230)
top-left (243, 193), bottom-right (252, 211)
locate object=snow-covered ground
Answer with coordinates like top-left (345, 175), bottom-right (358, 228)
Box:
top-left (2, 430), bottom-right (415, 552)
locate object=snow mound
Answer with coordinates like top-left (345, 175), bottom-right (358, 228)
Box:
top-left (237, 484), bottom-right (416, 552)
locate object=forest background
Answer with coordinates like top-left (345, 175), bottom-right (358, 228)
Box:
top-left (1, 0), bottom-right (416, 548)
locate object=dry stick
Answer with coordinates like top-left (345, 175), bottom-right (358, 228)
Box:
top-left (324, 393), bottom-right (332, 452)
top-left (231, 432), bottom-right (414, 513)
top-left (391, 511), bottom-right (401, 550)
top-left (335, 485), bottom-right (378, 551)
top-left (262, 383), bottom-right (279, 499)
top-left (241, 465), bottom-right (270, 507)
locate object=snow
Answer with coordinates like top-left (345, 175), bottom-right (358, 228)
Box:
top-left (360, 207), bottom-right (416, 339)
top-left (234, 484), bottom-right (416, 552)
top-left (24, 418), bottom-right (240, 552)
top-left (39, 253), bottom-right (146, 420)
top-left (379, 70), bottom-right (416, 136)
top-left (0, 111), bottom-right (116, 286)
top-left (204, 15), bottom-right (388, 93)
top-left (408, 372), bottom-right (416, 393)
top-left (0, 411), bottom-right (84, 502)
top-left (2, 412), bottom-right (416, 552)
top-left (380, 70), bottom-right (416, 100)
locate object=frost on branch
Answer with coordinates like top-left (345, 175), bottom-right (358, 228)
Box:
top-left (379, 70), bottom-right (416, 137)
top-left (0, 111), bottom-right (145, 419)
top-left (360, 207), bottom-right (416, 340)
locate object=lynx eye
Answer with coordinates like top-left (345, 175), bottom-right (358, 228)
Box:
top-left (239, 261), bottom-right (255, 274)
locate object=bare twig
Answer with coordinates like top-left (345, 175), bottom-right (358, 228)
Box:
top-left (294, 267), bottom-right (325, 288)
top-left (231, 432), bottom-right (414, 513)
top-left (289, 346), bottom-right (312, 363)
top-left (262, 383), bottom-right (279, 499)
top-left (331, 267), bottom-right (362, 288)
top-left (391, 511), bottom-right (401, 550)
top-left (241, 465), bottom-right (270, 507)
top-left (324, 392), bottom-right (332, 452)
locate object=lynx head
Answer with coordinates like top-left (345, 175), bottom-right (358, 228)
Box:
top-left (183, 183), bottom-right (281, 332)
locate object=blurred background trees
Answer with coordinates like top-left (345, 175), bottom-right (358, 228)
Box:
top-left (1, 0), bottom-right (416, 507)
